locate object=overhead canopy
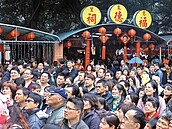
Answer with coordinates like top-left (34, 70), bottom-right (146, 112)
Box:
top-left (0, 23), bottom-right (60, 43)
top-left (57, 23), bottom-right (166, 45)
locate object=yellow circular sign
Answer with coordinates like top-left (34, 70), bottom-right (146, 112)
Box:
top-left (108, 4), bottom-right (127, 24)
top-left (135, 10), bottom-right (152, 29)
top-left (81, 6), bottom-right (101, 26)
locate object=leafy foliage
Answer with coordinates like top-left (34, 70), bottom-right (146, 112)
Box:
top-left (0, 0), bottom-right (171, 34)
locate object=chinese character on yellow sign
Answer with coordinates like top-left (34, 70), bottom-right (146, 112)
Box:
top-left (108, 4), bottom-right (127, 24)
top-left (135, 10), bottom-right (152, 29)
top-left (80, 6), bottom-right (101, 26)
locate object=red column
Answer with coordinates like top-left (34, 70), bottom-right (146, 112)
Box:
top-left (85, 39), bottom-right (90, 68)
top-left (136, 41), bottom-right (140, 57)
top-left (0, 44), bottom-right (4, 52)
top-left (102, 45), bottom-right (106, 60)
top-left (123, 45), bottom-right (127, 62)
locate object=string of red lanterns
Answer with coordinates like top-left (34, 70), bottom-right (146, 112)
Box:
top-left (143, 33), bottom-right (151, 41)
top-left (0, 28), bottom-right (3, 35)
top-left (114, 27), bottom-right (122, 36)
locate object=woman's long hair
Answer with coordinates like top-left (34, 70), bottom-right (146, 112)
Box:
top-left (4, 105), bottom-right (30, 129)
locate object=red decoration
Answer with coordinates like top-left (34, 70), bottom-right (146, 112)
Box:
top-left (99, 35), bottom-right (109, 44)
top-left (114, 28), bottom-right (122, 36)
top-left (0, 28), bottom-right (3, 35)
top-left (128, 29), bottom-right (136, 37)
top-left (27, 32), bottom-right (36, 40)
top-left (82, 31), bottom-right (91, 39)
top-left (98, 27), bottom-right (106, 35)
top-left (65, 41), bottom-right (72, 49)
top-left (10, 29), bottom-right (20, 37)
top-left (149, 43), bottom-right (155, 50)
top-left (143, 33), bottom-right (151, 41)
top-left (119, 33), bottom-right (130, 45)
top-left (102, 46), bottom-right (106, 60)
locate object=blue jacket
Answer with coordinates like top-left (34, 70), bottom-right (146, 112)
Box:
top-left (82, 109), bottom-right (101, 129)
top-left (27, 109), bottom-right (47, 129)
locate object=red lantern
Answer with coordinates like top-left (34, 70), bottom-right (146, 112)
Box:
top-left (128, 29), bottom-right (136, 37)
top-left (114, 28), bottom-right (122, 36)
top-left (149, 43), bottom-right (155, 50)
top-left (98, 27), bottom-right (106, 35)
top-left (82, 31), bottom-right (90, 39)
top-left (10, 29), bottom-right (20, 37)
top-left (66, 41), bottom-right (72, 49)
top-left (143, 33), bottom-right (151, 41)
top-left (27, 32), bottom-right (36, 40)
top-left (0, 28), bottom-right (3, 35)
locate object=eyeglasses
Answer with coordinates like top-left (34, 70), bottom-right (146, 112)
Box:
top-left (65, 106), bottom-right (80, 110)
top-left (25, 99), bottom-right (34, 103)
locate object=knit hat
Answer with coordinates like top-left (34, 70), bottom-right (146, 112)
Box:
top-left (46, 86), bottom-right (68, 99)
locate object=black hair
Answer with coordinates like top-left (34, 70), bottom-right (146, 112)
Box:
top-left (32, 83), bottom-right (41, 90)
top-left (117, 103), bottom-right (136, 115)
top-left (67, 97), bottom-right (84, 112)
top-left (14, 77), bottom-right (25, 87)
top-left (106, 69), bottom-right (114, 78)
top-left (41, 71), bottom-right (51, 79)
top-left (82, 93), bottom-right (99, 110)
top-left (147, 118), bottom-right (158, 129)
top-left (65, 76), bottom-right (74, 84)
top-left (10, 66), bottom-right (20, 74)
top-left (158, 111), bottom-right (172, 122)
top-left (96, 79), bottom-right (107, 87)
top-left (132, 108), bottom-right (146, 129)
top-left (28, 92), bottom-right (42, 108)
top-left (101, 113), bottom-right (120, 129)
top-left (128, 93), bottom-right (139, 105)
top-left (146, 97), bottom-right (159, 111)
top-left (65, 84), bottom-right (79, 97)
top-left (113, 83), bottom-right (127, 99)
top-left (17, 87), bottom-right (30, 96)
top-left (142, 80), bottom-right (159, 104)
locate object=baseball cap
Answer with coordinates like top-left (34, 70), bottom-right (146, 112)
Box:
top-left (46, 86), bottom-right (68, 99)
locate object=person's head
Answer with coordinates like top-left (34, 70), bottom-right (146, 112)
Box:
top-left (149, 64), bottom-right (155, 73)
top-left (64, 97), bottom-right (84, 121)
top-left (98, 68), bottom-right (106, 79)
top-left (83, 93), bottom-right (99, 112)
top-left (105, 69), bottom-right (114, 81)
top-left (56, 73), bottom-right (65, 86)
top-left (124, 93), bottom-right (139, 105)
top-left (144, 118), bottom-right (158, 129)
top-left (5, 105), bottom-right (30, 129)
top-left (115, 103), bottom-right (136, 123)
top-left (86, 64), bottom-right (94, 71)
top-left (15, 87), bottom-right (30, 105)
top-left (123, 68), bottom-right (129, 77)
top-left (112, 84), bottom-right (126, 100)
top-left (99, 112), bottom-right (120, 129)
top-left (40, 71), bottom-right (50, 84)
top-left (128, 76), bottom-right (136, 86)
top-left (10, 66), bottom-right (20, 80)
top-left (84, 73), bottom-right (95, 87)
top-left (18, 65), bottom-right (25, 74)
top-left (156, 111), bottom-right (172, 129)
top-left (122, 108), bottom-right (146, 129)
top-left (78, 71), bottom-right (85, 82)
top-left (46, 86), bottom-right (67, 109)
top-left (67, 60), bottom-right (74, 69)
top-left (96, 79), bottom-right (107, 96)
top-left (145, 97), bottom-right (159, 114)
top-left (7, 64), bottom-right (13, 71)
top-left (95, 64), bottom-right (101, 72)
top-left (65, 76), bottom-right (73, 84)
top-left (14, 77), bottom-right (25, 88)
top-left (25, 92), bottom-right (42, 110)
top-left (130, 68), bottom-right (137, 77)
top-left (37, 63), bottom-right (44, 71)
top-left (119, 80), bottom-right (129, 93)
top-left (136, 88), bottom-right (145, 98)
top-left (2, 81), bottom-right (17, 99)
top-left (120, 60), bottom-right (125, 66)
top-left (163, 83), bottom-right (172, 97)
top-left (144, 80), bottom-right (158, 99)
top-left (64, 84), bottom-right (79, 98)
top-left (115, 70), bottom-right (122, 80)
top-left (137, 66), bottom-right (143, 76)
top-left (31, 83), bottom-right (41, 94)
top-left (22, 68), bottom-right (33, 81)
top-left (154, 63), bottom-right (160, 70)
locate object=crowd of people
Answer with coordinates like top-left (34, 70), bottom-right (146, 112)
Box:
top-left (0, 58), bottom-right (171, 129)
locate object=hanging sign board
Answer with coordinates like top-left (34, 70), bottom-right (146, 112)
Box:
top-left (107, 4), bottom-right (127, 24)
top-left (135, 10), bottom-right (152, 29)
top-left (80, 6), bottom-right (101, 26)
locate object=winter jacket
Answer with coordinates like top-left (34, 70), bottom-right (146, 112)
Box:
top-left (27, 109), bottom-right (47, 129)
top-left (82, 109), bottom-right (101, 129)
